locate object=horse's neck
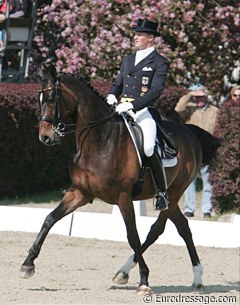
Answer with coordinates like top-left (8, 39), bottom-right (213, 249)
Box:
top-left (62, 76), bottom-right (106, 123)
top-left (72, 83), bottom-right (121, 144)
top-left (61, 77), bottom-right (127, 153)
top-left (76, 94), bottom-right (108, 124)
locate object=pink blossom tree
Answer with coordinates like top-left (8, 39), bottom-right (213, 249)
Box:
top-left (34, 0), bottom-right (239, 99)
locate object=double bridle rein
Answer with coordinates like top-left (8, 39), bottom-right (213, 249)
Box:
top-left (39, 77), bottom-right (115, 138)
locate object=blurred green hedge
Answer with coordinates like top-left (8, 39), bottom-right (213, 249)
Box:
top-left (0, 83), bottom-right (74, 199)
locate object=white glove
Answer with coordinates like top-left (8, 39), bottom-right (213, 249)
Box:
top-left (115, 102), bottom-right (134, 114)
top-left (106, 94), bottom-right (118, 105)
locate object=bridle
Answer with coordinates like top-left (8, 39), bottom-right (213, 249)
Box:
top-left (38, 76), bottom-right (116, 138)
top-left (39, 77), bottom-right (77, 137)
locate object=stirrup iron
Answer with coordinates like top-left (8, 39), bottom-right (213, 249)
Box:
top-left (154, 191), bottom-right (169, 210)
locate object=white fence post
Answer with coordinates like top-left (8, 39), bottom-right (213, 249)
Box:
top-left (112, 200), bottom-right (146, 216)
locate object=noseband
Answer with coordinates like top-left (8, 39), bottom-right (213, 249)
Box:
top-left (39, 78), bottom-right (76, 137)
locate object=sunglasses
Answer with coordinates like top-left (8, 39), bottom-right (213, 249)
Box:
top-left (192, 95), bottom-right (206, 99)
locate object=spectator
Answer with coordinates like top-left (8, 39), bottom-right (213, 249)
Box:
top-left (0, 0), bottom-right (23, 21)
top-left (230, 86), bottom-right (240, 102)
top-left (0, 0), bottom-right (24, 49)
top-left (175, 84), bottom-right (219, 218)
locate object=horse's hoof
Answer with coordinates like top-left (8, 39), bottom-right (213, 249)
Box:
top-left (112, 271), bottom-right (129, 285)
top-left (137, 284), bottom-right (152, 296)
top-left (19, 265), bottom-right (35, 279)
top-left (192, 282), bottom-right (204, 290)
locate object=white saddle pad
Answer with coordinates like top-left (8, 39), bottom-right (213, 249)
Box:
top-left (162, 157), bottom-right (178, 167)
top-left (157, 144), bottom-right (178, 168)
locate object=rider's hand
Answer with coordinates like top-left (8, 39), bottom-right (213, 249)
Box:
top-left (106, 94), bottom-right (118, 105)
top-left (115, 102), bottom-right (134, 114)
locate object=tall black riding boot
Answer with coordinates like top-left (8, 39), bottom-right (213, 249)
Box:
top-left (149, 148), bottom-right (169, 210)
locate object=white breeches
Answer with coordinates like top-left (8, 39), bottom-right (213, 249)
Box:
top-left (135, 107), bottom-right (156, 157)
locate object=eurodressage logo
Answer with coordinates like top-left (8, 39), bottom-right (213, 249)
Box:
top-left (142, 293), bottom-right (237, 304)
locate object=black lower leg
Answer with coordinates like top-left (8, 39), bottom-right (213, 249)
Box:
top-left (141, 216), bottom-right (167, 253)
top-left (121, 205), bottom-right (149, 288)
top-left (22, 203), bottom-right (67, 267)
top-left (170, 207), bottom-right (200, 266)
top-left (131, 214), bottom-right (168, 264)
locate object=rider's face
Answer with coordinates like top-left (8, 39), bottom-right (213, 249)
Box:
top-left (133, 32), bottom-right (155, 50)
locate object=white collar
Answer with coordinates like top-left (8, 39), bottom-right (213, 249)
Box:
top-left (135, 46), bottom-right (155, 66)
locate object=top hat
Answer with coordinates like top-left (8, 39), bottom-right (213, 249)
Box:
top-left (132, 19), bottom-right (160, 36)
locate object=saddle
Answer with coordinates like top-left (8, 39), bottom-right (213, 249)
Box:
top-left (127, 107), bottom-right (178, 162)
top-left (149, 106), bottom-right (178, 159)
top-left (126, 107), bottom-right (178, 198)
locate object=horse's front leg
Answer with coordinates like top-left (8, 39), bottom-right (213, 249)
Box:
top-left (19, 188), bottom-right (92, 279)
top-left (118, 195), bottom-right (151, 296)
top-left (113, 210), bottom-right (168, 286)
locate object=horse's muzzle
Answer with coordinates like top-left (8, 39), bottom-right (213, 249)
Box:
top-left (39, 134), bottom-right (60, 146)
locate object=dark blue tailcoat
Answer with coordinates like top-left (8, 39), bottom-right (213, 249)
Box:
top-left (109, 50), bottom-right (169, 111)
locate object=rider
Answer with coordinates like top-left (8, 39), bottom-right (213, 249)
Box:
top-left (106, 19), bottom-right (169, 210)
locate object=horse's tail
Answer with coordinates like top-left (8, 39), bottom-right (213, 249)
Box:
top-left (186, 124), bottom-right (222, 166)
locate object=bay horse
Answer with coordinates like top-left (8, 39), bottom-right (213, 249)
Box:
top-left (20, 65), bottom-right (221, 295)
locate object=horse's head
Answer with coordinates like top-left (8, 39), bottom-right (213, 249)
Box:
top-left (38, 64), bottom-right (76, 146)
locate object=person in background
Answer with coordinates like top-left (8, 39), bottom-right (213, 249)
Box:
top-left (230, 86), bottom-right (240, 102)
top-left (175, 84), bottom-right (219, 218)
top-left (0, 0), bottom-right (24, 48)
top-left (0, 0), bottom-right (23, 21)
top-left (106, 19), bottom-right (169, 210)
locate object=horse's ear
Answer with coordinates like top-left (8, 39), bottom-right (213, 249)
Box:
top-left (38, 63), bottom-right (45, 79)
top-left (38, 63), bottom-right (57, 81)
top-left (48, 65), bottom-right (57, 81)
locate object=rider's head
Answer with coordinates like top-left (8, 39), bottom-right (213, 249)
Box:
top-left (132, 19), bottom-right (160, 50)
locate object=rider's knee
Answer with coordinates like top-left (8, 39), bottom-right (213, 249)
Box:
top-left (144, 145), bottom-right (154, 157)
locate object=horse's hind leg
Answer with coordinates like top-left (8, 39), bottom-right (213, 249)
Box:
top-left (20, 188), bottom-right (92, 279)
top-left (169, 206), bottom-right (203, 288)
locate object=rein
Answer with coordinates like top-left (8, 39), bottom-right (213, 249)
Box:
top-left (39, 77), bottom-right (116, 138)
